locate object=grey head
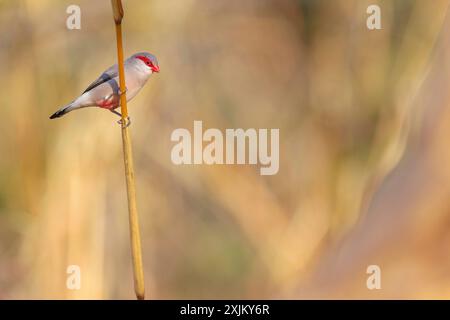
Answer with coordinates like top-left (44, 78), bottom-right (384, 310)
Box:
top-left (130, 52), bottom-right (160, 73)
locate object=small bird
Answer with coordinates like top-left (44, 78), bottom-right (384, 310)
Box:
top-left (50, 52), bottom-right (159, 124)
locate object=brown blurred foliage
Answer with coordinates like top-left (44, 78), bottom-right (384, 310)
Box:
top-left (0, 0), bottom-right (449, 299)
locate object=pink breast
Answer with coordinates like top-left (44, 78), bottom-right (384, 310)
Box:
top-left (96, 96), bottom-right (119, 109)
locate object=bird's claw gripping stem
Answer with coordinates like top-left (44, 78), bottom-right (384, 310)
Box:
top-left (118, 116), bottom-right (131, 128)
top-left (118, 87), bottom-right (128, 96)
top-left (110, 109), bottom-right (131, 128)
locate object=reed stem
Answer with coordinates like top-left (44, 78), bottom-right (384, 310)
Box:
top-left (111, 0), bottom-right (145, 300)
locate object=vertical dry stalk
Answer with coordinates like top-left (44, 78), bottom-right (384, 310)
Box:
top-left (111, 0), bottom-right (145, 300)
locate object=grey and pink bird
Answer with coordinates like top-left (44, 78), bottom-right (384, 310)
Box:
top-left (50, 52), bottom-right (159, 120)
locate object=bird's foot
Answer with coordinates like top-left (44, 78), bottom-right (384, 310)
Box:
top-left (118, 116), bottom-right (131, 128)
top-left (118, 87), bottom-right (128, 96)
top-left (110, 109), bottom-right (131, 128)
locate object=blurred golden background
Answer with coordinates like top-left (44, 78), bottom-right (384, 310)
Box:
top-left (1, 0), bottom-right (450, 299)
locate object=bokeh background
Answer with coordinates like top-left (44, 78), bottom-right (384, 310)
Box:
top-left (1, 0), bottom-right (450, 299)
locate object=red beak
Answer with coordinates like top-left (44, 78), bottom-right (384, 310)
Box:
top-left (152, 65), bottom-right (160, 73)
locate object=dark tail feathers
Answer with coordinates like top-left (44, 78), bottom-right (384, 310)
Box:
top-left (49, 106), bottom-right (69, 119)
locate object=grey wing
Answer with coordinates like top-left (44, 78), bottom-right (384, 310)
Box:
top-left (82, 64), bottom-right (118, 94)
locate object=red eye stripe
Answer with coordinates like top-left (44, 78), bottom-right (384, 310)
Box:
top-left (136, 55), bottom-right (152, 66)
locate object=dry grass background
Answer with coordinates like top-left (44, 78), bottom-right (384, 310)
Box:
top-left (0, 0), bottom-right (450, 299)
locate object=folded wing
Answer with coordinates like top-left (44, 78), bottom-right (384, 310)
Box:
top-left (82, 64), bottom-right (119, 94)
